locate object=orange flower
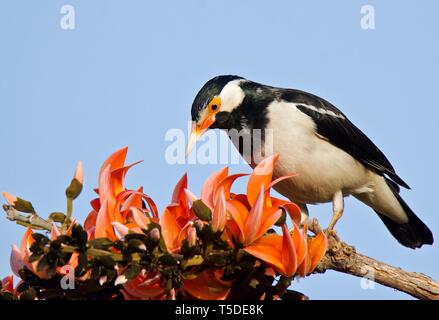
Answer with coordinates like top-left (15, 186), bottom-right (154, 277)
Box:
top-left (242, 224), bottom-right (303, 277)
top-left (297, 227), bottom-right (328, 276)
top-left (212, 188), bottom-right (227, 232)
top-left (192, 153), bottom-right (326, 278)
top-left (10, 245), bottom-right (24, 277)
top-left (10, 224), bottom-right (82, 280)
top-left (226, 186), bottom-right (282, 246)
top-left (1, 275), bottom-right (16, 295)
top-left (120, 271), bottom-right (166, 300)
top-left (15, 228), bottom-right (47, 279)
top-left (183, 270), bottom-right (233, 300)
top-left (160, 174), bottom-right (196, 253)
top-left (5, 148), bottom-right (328, 300)
top-left (84, 147), bottom-right (158, 240)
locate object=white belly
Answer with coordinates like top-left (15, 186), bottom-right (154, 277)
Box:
top-left (256, 101), bottom-right (374, 204)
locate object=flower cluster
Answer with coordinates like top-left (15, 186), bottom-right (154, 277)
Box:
top-left (1, 147), bottom-right (327, 300)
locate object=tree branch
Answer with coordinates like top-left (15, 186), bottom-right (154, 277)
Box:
top-left (314, 231), bottom-right (439, 300)
top-left (2, 205), bottom-right (52, 231)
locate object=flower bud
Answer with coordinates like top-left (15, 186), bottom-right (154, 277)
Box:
top-left (66, 161), bottom-right (84, 200)
top-left (2, 192), bottom-right (17, 205)
top-left (194, 219), bottom-right (204, 230)
top-left (2, 192), bottom-right (35, 213)
top-left (187, 226), bottom-right (197, 247)
top-left (149, 228), bottom-right (160, 241)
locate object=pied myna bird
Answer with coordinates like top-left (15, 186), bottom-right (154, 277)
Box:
top-left (187, 75), bottom-right (433, 249)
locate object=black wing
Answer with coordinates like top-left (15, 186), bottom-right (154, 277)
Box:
top-left (280, 89), bottom-right (410, 190)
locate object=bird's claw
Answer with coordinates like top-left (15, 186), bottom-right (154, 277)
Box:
top-left (325, 228), bottom-right (340, 241)
top-left (305, 217), bottom-right (322, 234)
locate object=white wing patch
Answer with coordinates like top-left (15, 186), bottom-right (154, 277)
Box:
top-left (293, 103), bottom-right (346, 120)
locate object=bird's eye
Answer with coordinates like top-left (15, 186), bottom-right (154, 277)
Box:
top-left (208, 96), bottom-right (221, 114)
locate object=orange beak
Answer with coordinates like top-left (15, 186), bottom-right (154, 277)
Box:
top-left (186, 116), bottom-right (215, 156)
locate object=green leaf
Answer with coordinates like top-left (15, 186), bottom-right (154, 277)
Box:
top-left (30, 242), bottom-right (44, 255)
top-left (123, 264), bottom-right (142, 281)
top-left (88, 238), bottom-right (114, 250)
top-left (125, 233), bottom-right (148, 243)
top-left (204, 254), bottom-right (227, 267)
top-left (32, 233), bottom-right (49, 244)
top-left (0, 292), bottom-right (16, 300)
top-left (19, 288), bottom-right (37, 300)
top-left (158, 237), bottom-right (168, 252)
top-left (165, 278), bottom-right (173, 292)
top-left (184, 255), bottom-right (204, 268)
top-left (128, 239), bottom-right (146, 250)
top-left (46, 265), bottom-right (57, 279)
top-left (98, 256), bottom-right (116, 269)
top-left (28, 253), bottom-right (42, 263)
top-left (145, 237), bottom-right (159, 251)
top-left (222, 265), bottom-right (235, 281)
top-left (87, 248), bottom-right (114, 257)
top-left (36, 256), bottom-right (49, 273)
top-left (13, 197), bottom-right (35, 213)
top-left (180, 240), bottom-right (191, 256)
top-left (48, 212), bottom-right (66, 223)
top-left (72, 224), bottom-right (88, 246)
top-left (75, 252), bottom-right (88, 277)
top-left (238, 259), bottom-right (255, 274)
top-left (192, 200), bottom-right (212, 221)
top-left (248, 278), bottom-right (260, 289)
top-left (159, 254), bottom-right (178, 266)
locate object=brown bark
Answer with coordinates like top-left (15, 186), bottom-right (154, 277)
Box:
top-left (314, 233), bottom-right (439, 300)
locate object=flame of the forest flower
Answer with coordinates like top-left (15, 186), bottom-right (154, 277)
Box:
top-left (183, 270), bottom-right (233, 300)
top-left (1, 275), bottom-right (15, 295)
top-left (84, 147), bottom-right (158, 241)
top-left (10, 245), bottom-right (24, 277)
top-left (6, 148), bottom-right (328, 300)
top-left (9, 221), bottom-right (82, 282)
top-left (211, 188), bottom-right (227, 232)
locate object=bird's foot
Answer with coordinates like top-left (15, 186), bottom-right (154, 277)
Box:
top-left (325, 228), bottom-right (340, 241)
top-left (306, 217), bottom-right (321, 234)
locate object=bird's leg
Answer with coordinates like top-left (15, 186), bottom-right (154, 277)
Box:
top-left (328, 190), bottom-right (344, 233)
top-left (297, 203), bottom-right (309, 227)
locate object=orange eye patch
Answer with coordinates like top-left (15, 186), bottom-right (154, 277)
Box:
top-left (208, 96), bottom-right (221, 114)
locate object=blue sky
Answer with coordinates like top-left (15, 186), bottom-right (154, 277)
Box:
top-left (1, 0), bottom-right (438, 299)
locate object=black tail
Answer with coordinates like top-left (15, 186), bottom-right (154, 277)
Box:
top-left (375, 180), bottom-right (433, 249)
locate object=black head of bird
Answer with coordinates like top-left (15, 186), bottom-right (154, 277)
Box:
top-left (188, 75), bottom-right (433, 249)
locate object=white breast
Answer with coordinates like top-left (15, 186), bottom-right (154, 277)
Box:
top-left (262, 100), bottom-right (374, 204)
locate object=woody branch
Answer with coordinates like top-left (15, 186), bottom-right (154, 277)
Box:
top-left (311, 222), bottom-right (439, 300)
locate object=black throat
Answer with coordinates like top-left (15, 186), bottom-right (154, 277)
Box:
top-left (212, 81), bottom-right (277, 159)
top-left (212, 81), bottom-right (276, 132)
